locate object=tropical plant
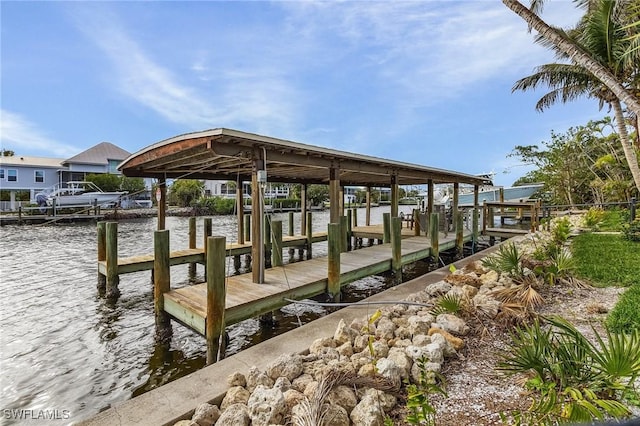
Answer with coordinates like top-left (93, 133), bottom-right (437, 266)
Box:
top-left (498, 315), bottom-right (640, 424)
top-left (405, 355), bottom-right (447, 426)
top-left (502, 0), bottom-right (640, 125)
top-left (430, 293), bottom-right (464, 317)
top-left (481, 242), bottom-right (525, 279)
top-left (506, 0), bottom-right (640, 194)
top-left (86, 173), bottom-right (122, 192)
top-left (551, 217), bottom-right (572, 245)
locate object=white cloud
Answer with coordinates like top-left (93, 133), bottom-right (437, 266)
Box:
top-left (0, 110), bottom-right (78, 157)
top-left (70, 5), bottom-right (301, 135)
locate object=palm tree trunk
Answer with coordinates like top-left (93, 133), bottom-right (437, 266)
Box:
top-left (502, 0), bottom-right (640, 120)
top-left (612, 100), bottom-right (640, 193)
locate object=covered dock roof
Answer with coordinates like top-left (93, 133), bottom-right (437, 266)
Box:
top-left (118, 128), bottom-right (489, 187)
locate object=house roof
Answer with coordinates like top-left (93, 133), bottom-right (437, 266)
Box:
top-left (63, 142), bottom-right (131, 165)
top-left (119, 128), bottom-right (490, 187)
top-left (0, 156), bottom-right (64, 168)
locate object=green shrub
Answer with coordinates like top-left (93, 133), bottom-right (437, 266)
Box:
top-left (192, 196), bottom-right (235, 215)
top-left (621, 219), bottom-right (640, 242)
top-left (499, 316), bottom-right (639, 424)
top-left (405, 356), bottom-right (446, 426)
top-left (551, 217), bottom-right (572, 245)
top-left (584, 207), bottom-right (605, 229)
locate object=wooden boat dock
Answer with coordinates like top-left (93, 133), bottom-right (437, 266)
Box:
top-left (163, 230), bottom-right (468, 336)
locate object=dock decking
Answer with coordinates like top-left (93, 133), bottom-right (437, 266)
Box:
top-left (163, 232), bottom-right (468, 335)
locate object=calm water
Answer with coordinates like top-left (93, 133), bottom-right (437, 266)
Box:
top-left (1, 206), bottom-right (439, 425)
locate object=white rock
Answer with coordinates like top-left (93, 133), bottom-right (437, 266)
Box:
top-left (375, 358), bottom-right (404, 387)
top-left (215, 403), bottom-right (249, 426)
top-left (191, 402), bottom-right (220, 426)
top-left (334, 318), bottom-right (359, 345)
top-left (226, 371), bottom-right (246, 387)
top-left (425, 281), bottom-right (452, 296)
top-left (387, 347), bottom-right (413, 379)
top-left (435, 313), bottom-right (470, 336)
top-left (350, 394), bottom-right (386, 426)
top-left (374, 316), bottom-right (396, 340)
top-left (328, 385), bottom-right (358, 413)
top-left (309, 337), bottom-right (336, 354)
top-left (220, 386), bottom-right (250, 411)
top-left (322, 403), bottom-right (350, 426)
top-left (266, 353), bottom-right (303, 381)
top-left (246, 366), bottom-right (274, 393)
top-left (408, 314), bottom-right (434, 336)
top-left (247, 385), bottom-right (286, 426)
top-left (291, 373), bottom-right (314, 393)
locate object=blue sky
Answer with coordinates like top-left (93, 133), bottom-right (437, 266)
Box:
top-left (1, 1), bottom-right (604, 186)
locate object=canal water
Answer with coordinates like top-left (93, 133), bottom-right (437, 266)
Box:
top-left (1, 206), bottom-right (450, 424)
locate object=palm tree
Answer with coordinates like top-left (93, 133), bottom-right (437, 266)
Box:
top-left (507, 0), bottom-right (640, 193)
top-left (502, 0), bottom-right (640, 119)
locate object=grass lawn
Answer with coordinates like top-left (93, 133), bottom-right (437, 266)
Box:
top-left (572, 233), bottom-right (640, 332)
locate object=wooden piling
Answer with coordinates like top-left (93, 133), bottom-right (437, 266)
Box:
top-left (272, 220), bottom-right (283, 267)
top-left (97, 222), bottom-right (106, 292)
top-left (288, 212), bottom-right (295, 257)
top-left (346, 211), bottom-right (352, 251)
top-left (306, 212), bottom-right (313, 260)
top-left (413, 208), bottom-right (420, 236)
top-left (265, 215), bottom-right (272, 268)
top-left (206, 236), bottom-right (227, 365)
top-left (188, 217), bottom-right (197, 276)
top-left (382, 212), bottom-right (391, 244)
top-left (430, 213), bottom-right (439, 263)
top-left (455, 211), bottom-right (464, 257)
top-left (203, 217), bottom-right (212, 274)
top-left (327, 223), bottom-right (341, 301)
top-left (340, 215), bottom-right (348, 253)
top-left (390, 217), bottom-right (402, 280)
top-left (244, 214), bottom-right (251, 242)
top-left (105, 222), bottom-right (120, 299)
top-left (154, 229), bottom-right (171, 341)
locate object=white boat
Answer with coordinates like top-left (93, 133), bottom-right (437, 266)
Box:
top-left (418, 183), bottom-right (543, 208)
top-left (35, 181), bottom-right (127, 208)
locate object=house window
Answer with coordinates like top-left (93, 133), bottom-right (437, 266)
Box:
top-left (35, 170), bottom-right (44, 183)
top-left (0, 169), bottom-right (4, 180)
top-left (7, 169), bottom-right (17, 182)
top-left (108, 160), bottom-right (120, 173)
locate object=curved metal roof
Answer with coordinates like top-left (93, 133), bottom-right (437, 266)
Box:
top-left (119, 128), bottom-right (489, 187)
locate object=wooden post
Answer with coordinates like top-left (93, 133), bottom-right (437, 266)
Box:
top-left (288, 212), bottom-right (294, 237)
top-left (272, 220), bottom-right (283, 267)
top-left (390, 216), bottom-right (402, 280)
top-left (430, 213), bottom-right (439, 264)
top-left (97, 221), bottom-right (106, 292)
top-left (154, 229), bottom-right (172, 342)
top-left (455, 211), bottom-right (464, 257)
top-left (427, 179), bottom-right (434, 236)
top-left (288, 211), bottom-right (295, 257)
top-left (157, 177), bottom-right (166, 231)
top-left (188, 216), bottom-right (196, 276)
top-left (413, 208), bottom-right (421, 236)
top-left (301, 184), bottom-right (307, 234)
top-left (329, 167), bottom-right (341, 224)
top-left (236, 178), bottom-right (244, 245)
top-left (482, 200), bottom-right (488, 234)
top-left (244, 214), bottom-right (251, 242)
top-left (206, 235), bottom-right (226, 365)
top-left (340, 215), bottom-right (348, 253)
top-left (472, 185), bottom-right (479, 248)
top-left (382, 212), bottom-right (391, 244)
top-left (327, 223), bottom-right (341, 301)
top-left (251, 158), bottom-right (264, 284)
top-left (203, 217), bottom-right (212, 275)
top-left (390, 175), bottom-right (398, 219)
top-left (453, 182), bottom-right (459, 235)
top-left (488, 202), bottom-right (495, 230)
top-left (18, 206), bottom-right (22, 225)
top-left (264, 215), bottom-right (272, 268)
top-left (346, 211), bottom-right (352, 251)
top-left (366, 187), bottom-right (371, 226)
top-left (105, 222), bottom-right (120, 299)
top-left (306, 211), bottom-right (313, 260)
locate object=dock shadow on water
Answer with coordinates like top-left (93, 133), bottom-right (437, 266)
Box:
top-left (0, 207), bottom-right (484, 423)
